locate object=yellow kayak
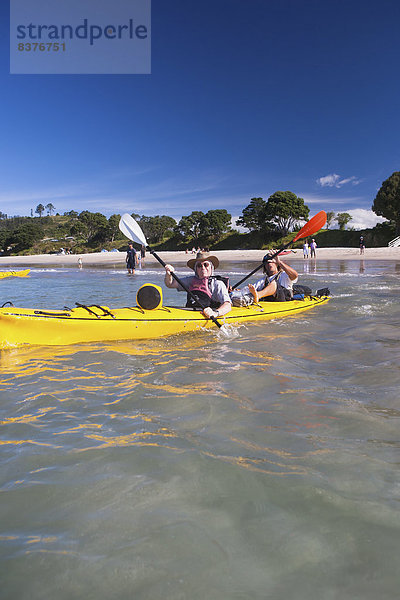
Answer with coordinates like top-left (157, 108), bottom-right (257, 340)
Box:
top-left (0, 269), bottom-right (30, 279)
top-left (0, 293), bottom-right (330, 349)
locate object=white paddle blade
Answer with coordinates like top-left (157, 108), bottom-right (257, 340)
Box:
top-left (119, 213), bottom-right (147, 246)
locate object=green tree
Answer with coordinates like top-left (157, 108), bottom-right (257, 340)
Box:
top-left (200, 209), bottom-right (232, 243)
top-left (236, 198), bottom-right (266, 232)
top-left (70, 220), bottom-right (89, 241)
top-left (78, 211), bottom-right (109, 243)
top-left (108, 214), bottom-right (121, 243)
top-left (175, 211), bottom-right (205, 244)
top-left (46, 203), bottom-right (55, 215)
top-left (326, 211), bottom-right (335, 229)
top-left (139, 215), bottom-right (176, 244)
top-left (264, 191), bottom-right (309, 236)
top-left (0, 229), bottom-right (7, 251)
top-left (336, 212), bottom-right (352, 230)
top-left (35, 204), bottom-right (45, 217)
top-left (64, 210), bottom-right (79, 218)
top-left (372, 171), bottom-right (400, 233)
top-left (12, 220), bottom-right (44, 250)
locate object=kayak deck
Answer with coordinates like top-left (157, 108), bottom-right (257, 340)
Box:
top-left (0, 295), bottom-right (330, 348)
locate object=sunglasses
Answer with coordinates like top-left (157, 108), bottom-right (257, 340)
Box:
top-left (196, 261), bottom-right (211, 269)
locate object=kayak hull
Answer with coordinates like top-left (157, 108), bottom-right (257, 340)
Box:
top-left (0, 269), bottom-right (30, 279)
top-left (0, 296), bottom-right (330, 349)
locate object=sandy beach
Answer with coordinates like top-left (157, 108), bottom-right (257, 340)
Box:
top-left (0, 246), bottom-right (400, 268)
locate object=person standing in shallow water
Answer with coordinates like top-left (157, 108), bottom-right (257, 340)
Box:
top-left (164, 252), bottom-right (232, 320)
top-left (126, 243), bottom-right (137, 274)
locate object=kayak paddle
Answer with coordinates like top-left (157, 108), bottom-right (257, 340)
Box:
top-left (119, 213), bottom-right (225, 331)
top-left (231, 210), bottom-right (327, 290)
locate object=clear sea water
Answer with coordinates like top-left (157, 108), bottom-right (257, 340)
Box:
top-left (1, 258), bottom-right (400, 600)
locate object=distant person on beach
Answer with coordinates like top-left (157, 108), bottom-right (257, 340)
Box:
top-left (310, 239), bottom-right (317, 258)
top-left (126, 243), bottom-right (137, 274)
top-left (359, 236), bottom-right (365, 255)
top-left (77, 257), bottom-right (82, 269)
top-left (164, 252), bottom-right (232, 320)
top-left (303, 241), bottom-right (309, 259)
top-left (141, 245), bottom-right (146, 263)
top-left (247, 252), bottom-right (299, 303)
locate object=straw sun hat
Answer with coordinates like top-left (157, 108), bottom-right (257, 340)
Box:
top-left (187, 252), bottom-right (219, 270)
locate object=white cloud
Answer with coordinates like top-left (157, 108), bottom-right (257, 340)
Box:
top-left (0, 172), bottom-right (232, 219)
top-left (231, 216), bottom-right (247, 233)
top-left (317, 173), bottom-right (361, 188)
top-left (339, 176), bottom-right (360, 186)
top-left (298, 195), bottom-right (386, 230)
top-left (346, 208), bottom-right (386, 230)
top-left (301, 192), bottom-right (363, 206)
top-left (317, 174), bottom-right (341, 187)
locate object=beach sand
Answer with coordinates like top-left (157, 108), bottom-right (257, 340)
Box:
top-left (1, 246), bottom-right (400, 268)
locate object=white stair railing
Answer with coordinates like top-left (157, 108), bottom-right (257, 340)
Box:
top-left (388, 236), bottom-right (400, 247)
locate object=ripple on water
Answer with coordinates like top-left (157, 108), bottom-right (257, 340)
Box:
top-left (1, 263), bottom-right (400, 599)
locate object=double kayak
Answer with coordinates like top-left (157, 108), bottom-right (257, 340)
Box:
top-left (0, 290), bottom-right (330, 349)
top-left (0, 269), bottom-right (30, 279)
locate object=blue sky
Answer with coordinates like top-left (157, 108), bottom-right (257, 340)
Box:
top-left (1, 0), bottom-right (399, 230)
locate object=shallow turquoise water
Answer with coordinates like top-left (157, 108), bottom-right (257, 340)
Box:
top-left (1, 259), bottom-right (400, 599)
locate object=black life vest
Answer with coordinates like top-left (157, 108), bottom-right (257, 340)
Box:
top-left (186, 275), bottom-right (230, 309)
top-left (262, 272), bottom-right (292, 302)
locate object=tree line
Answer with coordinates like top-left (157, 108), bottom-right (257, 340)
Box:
top-left (0, 171), bottom-right (399, 254)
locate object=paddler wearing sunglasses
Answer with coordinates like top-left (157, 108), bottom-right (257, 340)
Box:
top-left (164, 252), bottom-right (232, 320)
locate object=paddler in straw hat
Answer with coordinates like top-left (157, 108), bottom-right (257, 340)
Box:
top-left (164, 252), bottom-right (232, 320)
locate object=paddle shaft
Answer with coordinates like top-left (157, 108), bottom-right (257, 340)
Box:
top-left (148, 248), bottom-right (223, 329)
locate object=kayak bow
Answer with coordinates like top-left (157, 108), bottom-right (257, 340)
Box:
top-left (0, 293), bottom-right (330, 349)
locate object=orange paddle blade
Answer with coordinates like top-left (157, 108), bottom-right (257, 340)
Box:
top-left (293, 211), bottom-right (327, 242)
